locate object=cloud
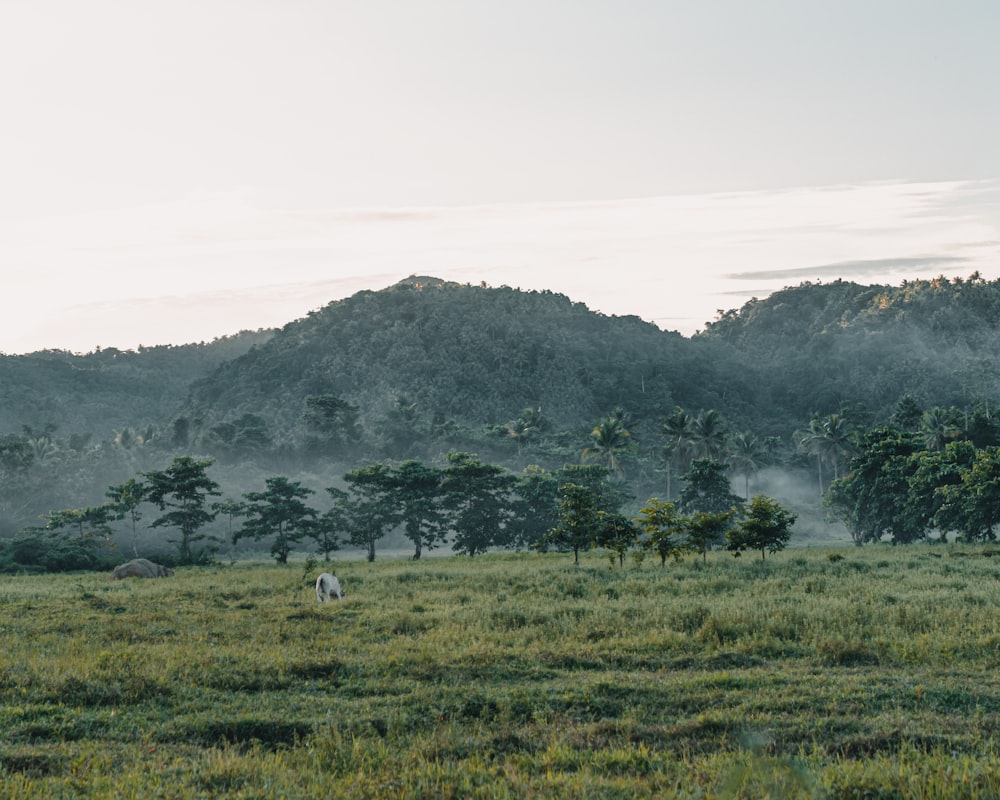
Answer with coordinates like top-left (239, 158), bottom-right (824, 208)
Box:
top-left (724, 255), bottom-right (971, 282)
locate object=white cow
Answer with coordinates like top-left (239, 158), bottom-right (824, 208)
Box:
top-left (316, 572), bottom-right (344, 602)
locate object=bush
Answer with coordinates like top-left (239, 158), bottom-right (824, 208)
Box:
top-left (0, 534), bottom-right (100, 573)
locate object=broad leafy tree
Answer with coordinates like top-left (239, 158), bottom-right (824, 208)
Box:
top-left (825, 427), bottom-right (922, 545)
top-left (597, 512), bottom-right (639, 568)
top-left (376, 395), bottom-right (424, 456)
top-left (237, 477), bottom-right (317, 564)
top-left (557, 463), bottom-right (632, 515)
top-left (440, 453), bottom-right (517, 556)
top-left (935, 446), bottom-right (1000, 542)
top-left (634, 498), bottom-right (687, 566)
top-left (339, 464), bottom-right (399, 562)
top-left (302, 394), bottom-right (363, 458)
top-left (45, 505), bottom-right (115, 543)
top-left (205, 414), bottom-right (272, 461)
top-left (904, 440), bottom-right (975, 543)
top-left (685, 510), bottom-right (733, 563)
top-left (726, 495), bottom-right (797, 560)
top-left (679, 459), bottom-right (743, 516)
top-left (391, 460), bottom-right (447, 560)
top-left (892, 394), bottom-right (923, 432)
top-left (144, 457), bottom-right (221, 564)
top-left (512, 465), bottom-right (563, 550)
top-left (544, 482), bottom-right (603, 565)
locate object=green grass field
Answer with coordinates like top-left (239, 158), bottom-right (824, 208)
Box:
top-left (3, 547), bottom-right (1000, 798)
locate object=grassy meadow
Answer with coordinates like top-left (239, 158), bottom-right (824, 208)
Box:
top-left (3, 547), bottom-right (1000, 798)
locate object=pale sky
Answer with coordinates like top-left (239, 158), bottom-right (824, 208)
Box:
top-left (1, 1), bottom-right (998, 354)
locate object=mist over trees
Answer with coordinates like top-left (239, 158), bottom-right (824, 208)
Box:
top-left (6, 273), bottom-right (1000, 569)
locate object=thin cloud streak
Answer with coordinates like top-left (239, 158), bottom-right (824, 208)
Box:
top-left (727, 255), bottom-right (971, 282)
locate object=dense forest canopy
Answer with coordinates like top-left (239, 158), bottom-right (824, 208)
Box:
top-left (0, 330), bottom-right (273, 437)
top-left (4, 273), bottom-right (1000, 560)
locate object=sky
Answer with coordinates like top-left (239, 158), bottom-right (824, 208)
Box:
top-left (1, 1), bottom-right (998, 354)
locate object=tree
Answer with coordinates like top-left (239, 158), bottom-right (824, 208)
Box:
top-left (544, 482), bottom-right (603, 565)
top-left (824, 427), bottom-right (922, 545)
top-left (920, 407), bottom-right (960, 452)
top-left (596, 512), bottom-right (639, 568)
top-left (935, 446), bottom-right (1000, 543)
top-left (339, 464), bottom-right (399, 562)
top-left (440, 453), bottom-right (517, 556)
top-left (907, 440), bottom-right (975, 543)
top-left (391, 460), bottom-right (447, 560)
top-left (634, 498), bottom-right (687, 566)
top-left (302, 394), bottom-right (363, 458)
top-left (45, 505), bottom-right (114, 544)
top-left (143, 457), bottom-right (221, 565)
top-left (556, 463), bottom-right (632, 515)
top-left (23, 423), bottom-right (59, 463)
top-left (685, 510), bottom-right (733, 563)
top-left (689, 409), bottom-right (728, 463)
top-left (376, 395), bottom-right (424, 455)
top-left (0, 435), bottom-right (35, 536)
top-left (965, 405), bottom-right (1000, 448)
top-left (502, 408), bottom-right (549, 463)
top-left (206, 414), bottom-right (271, 461)
top-left (512, 466), bottom-right (563, 551)
top-left (26, 504), bottom-right (114, 573)
top-left (582, 408), bottom-right (633, 478)
top-left (795, 413), bottom-right (855, 497)
top-left (237, 477), bottom-right (318, 564)
top-left (106, 477), bottom-right (146, 558)
top-left (212, 498), bottom-right (248, 560)
top-left (892, 394), bottom-right (923, 432)
top-left (661, 406), bottom-right (694, 500)
top-left (729, 431), bottom-right (767, 500)
top-left (679, 459), bottom-right (743, 516)
top-left (314, 488), bottom-right (345, 562)
top-left (726, 495), bottom-right (797, 560)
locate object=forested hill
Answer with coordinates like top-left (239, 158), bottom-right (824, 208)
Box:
top-left (5, 274), bottom-right (1000, 451)
top-left (0, 330), bottom-right (273, 438)
top-left (699, 275), bottom-right (1000, 427)
top-left (5, 272), bottom-right (1000, 545)
top-left (183, 278), bottom-right (743, 446)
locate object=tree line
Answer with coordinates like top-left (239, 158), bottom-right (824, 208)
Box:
top-left (798, 394), bottom-right (1000, 545)
top-left (3, 448), bottom-right (798, 573)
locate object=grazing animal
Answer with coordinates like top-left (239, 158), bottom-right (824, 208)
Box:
top-left (111, 558), bottom-right (174, 580)
top-left (316, 572), bottom-right (344, 602)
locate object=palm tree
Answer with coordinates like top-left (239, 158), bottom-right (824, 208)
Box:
top-left (583, 408), bottom-right (632, 478)
top-left (690, 409), bottom-right (729, 463)
top-left (920, 407), bottom-right (960, 452)
top-left (819, 413), bottom-right (855, 481)
top-left (729, 431), bottom-right (767, 500)
top-left (794, 413), bottom-right (855, 497)
top-left (504, 416), bottom-right (535, 460)
top-left (23, 423), bottom-right (58, 462)
top-left (661, 406), bottom-right (694, 500)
